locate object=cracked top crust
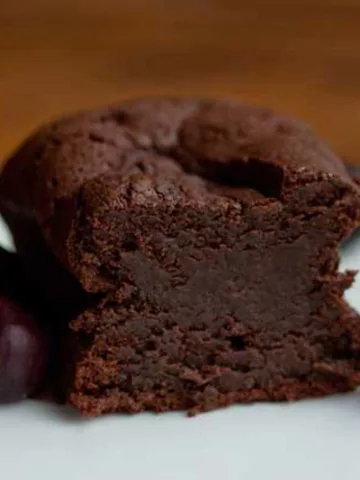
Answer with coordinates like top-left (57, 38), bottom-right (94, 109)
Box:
top-left (0, 97), bottom-right (357, 230)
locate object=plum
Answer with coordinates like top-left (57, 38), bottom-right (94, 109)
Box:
top-left (0, 298), bottom-right (48, 403)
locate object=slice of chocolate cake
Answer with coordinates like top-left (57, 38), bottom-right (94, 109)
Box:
top-left (1, 98), bottom-right (360, 416)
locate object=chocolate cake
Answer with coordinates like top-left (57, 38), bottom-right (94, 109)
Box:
top-left (1, 98), bottom-right (360, 416)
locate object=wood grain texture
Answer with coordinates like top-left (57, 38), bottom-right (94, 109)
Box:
top-left (1, 0), bottom-right (360, 165)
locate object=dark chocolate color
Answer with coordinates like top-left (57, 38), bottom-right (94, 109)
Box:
top-left (1, 98), bottom-right (360, 416)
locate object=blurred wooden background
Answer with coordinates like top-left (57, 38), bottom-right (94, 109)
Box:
top-left (1, 0), bottom-right (360, 166)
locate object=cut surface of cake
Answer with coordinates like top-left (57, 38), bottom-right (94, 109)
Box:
top-left (0, 98), bottom-right (360, 416)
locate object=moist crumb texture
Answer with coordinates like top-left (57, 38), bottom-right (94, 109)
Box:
top-left (1, 98), bottom-right (360, 416)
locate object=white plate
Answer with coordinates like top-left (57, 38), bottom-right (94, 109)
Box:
top-left (0, 218), bottom-right (359, 480)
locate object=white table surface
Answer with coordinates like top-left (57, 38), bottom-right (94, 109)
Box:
top-left (0, 218), bottom-right (359, 480)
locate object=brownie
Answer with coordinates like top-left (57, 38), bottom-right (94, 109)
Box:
top-left (1, 98), bottom-right (360, 416)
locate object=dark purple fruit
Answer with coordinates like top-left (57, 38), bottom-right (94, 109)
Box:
top-left (0, 297), bottom-right (48, 403)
